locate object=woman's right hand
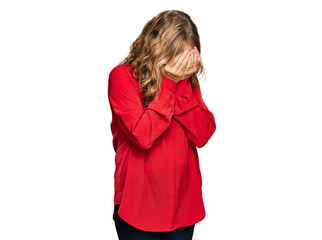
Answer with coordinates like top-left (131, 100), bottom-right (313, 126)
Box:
top-left (161, 46), bottom-right (201, 83)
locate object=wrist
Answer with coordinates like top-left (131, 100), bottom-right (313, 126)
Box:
top-left (164, 76), bottom-right (179, 83)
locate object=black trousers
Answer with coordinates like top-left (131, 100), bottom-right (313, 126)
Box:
top-left (113, 204), bottom-right (195, 240)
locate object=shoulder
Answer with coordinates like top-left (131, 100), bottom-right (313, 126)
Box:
top-left (109, 64), bottom-right (135, 83)
top-left (109, 64), bottom-right (132, 77)
top-left (108, 64), bottom-right (138, 91)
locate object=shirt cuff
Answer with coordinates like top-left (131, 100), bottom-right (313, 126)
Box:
top-left (174, 78), bottom-right (199, 115)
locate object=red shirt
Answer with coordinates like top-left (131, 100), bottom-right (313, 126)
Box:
top-left (108, 64), bottom-right (216, 232)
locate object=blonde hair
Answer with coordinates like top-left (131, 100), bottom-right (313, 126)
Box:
top-left (119, 10), bottom-right (206, 107)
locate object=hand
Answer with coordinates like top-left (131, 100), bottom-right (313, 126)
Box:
top-left (161, 46), bottom-right (201, 83)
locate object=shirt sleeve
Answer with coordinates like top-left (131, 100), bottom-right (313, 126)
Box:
top-left (108, 65), bottom-right (178, 150)
top-left (169, 77), bottom-right (216, 148)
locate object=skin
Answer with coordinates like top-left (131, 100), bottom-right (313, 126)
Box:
top-left (161, 44), bottom-right (201, 83)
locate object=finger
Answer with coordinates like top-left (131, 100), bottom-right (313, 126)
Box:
top-left (184, 48), bottom-right (194, 74)
top-left (173, 50), bottom-right (190, 72)
top-left (164, 63), bottom-right (171, 73)
top-left (175, 50), bottom-right (190, 73)
top-left (181, 54), bottom-right (191, 74)
top-left (168, 55), bottom-right (179, 69)
top-left (193, 48), bottom-right (198, 65)
top-left (192, 48), bottom-right (200, 72)
top-left (164, 56), bottom-right (178, 72)
top-left (187, 54), bottom-right (194, 74)
top-left (196, 48), bottom-right (201, 63)
top-left (169, 50), bottom-right (184, 70)
top-left (185, 50), bottom-right (194, 73)
top-left (192, 48), bottom-right (199, 72)
top-left (175, 50), bottom-right (191, 74)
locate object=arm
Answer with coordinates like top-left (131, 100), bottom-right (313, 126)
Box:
top-left (171, 77), bottom-right (216, 148)
top-left (108, 65), bottom-right (177, 150)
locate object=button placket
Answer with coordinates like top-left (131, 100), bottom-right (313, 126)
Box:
top-left (170, 83), bottom-right (178, 101)
top-left (173, 84), bottom-right (178, 94)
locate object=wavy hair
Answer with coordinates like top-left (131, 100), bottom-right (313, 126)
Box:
top-left (119, 10), bottom-right (206, 107)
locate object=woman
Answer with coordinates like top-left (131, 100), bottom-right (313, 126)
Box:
top-left (108, 10), bottom-right (216, 240)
